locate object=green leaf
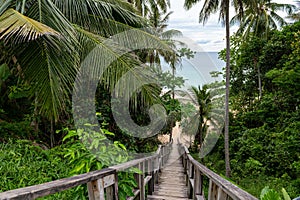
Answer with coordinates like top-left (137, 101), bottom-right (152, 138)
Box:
top-left (70, 162), bottom-right (85, 174)
top-left (282, 188), bottom-right (291, 200)
top-left (0, 9), bottom-right (59, 42)
top-left (103, 129), bottom-right (115, 136)
top-left (62, 130), bottom-right (78, 142)
top-left (0, 63), bottom-right (10, 81)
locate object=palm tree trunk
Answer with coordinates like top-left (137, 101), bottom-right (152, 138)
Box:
top-left (199, 124), bottom-right (203, 148)
top-left (224, 0), bottom-right (231, 178)
top-left (50, 119), bottom-right (55, 148)
top-left (257, 64), bottom-right (262, 99)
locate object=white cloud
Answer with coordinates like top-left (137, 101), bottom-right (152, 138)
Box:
top-left (168, 0), bottom-right (296, 52)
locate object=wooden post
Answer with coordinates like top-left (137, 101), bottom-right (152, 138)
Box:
top-left (148, 159), bottom-right (155, 195)
top-left (183, 154), bottom-right (187, 175)
top-left (87, 179), bottom-right (104, 200)
top-left (106, 186), bottom-right (114, 200)
top-left (217, 187), bottom-right (228, 200)
top-left (162, 146), bottom-right (165, 167)
top-left (208, 179), bottom-right (218, 200)
top-left (140, 162), bottom-right (145, 200)
top-left (193, 168), bottom-right (200, 200)
top-left (187, 161), bottom-right (193, 199)
top-left (113, 172), bottom-right (119, 200)
top-left (134, 162), bottom-right (145, 200)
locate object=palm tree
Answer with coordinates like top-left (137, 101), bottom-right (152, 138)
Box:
top-left (127, 0), bottom-right (170, 17)
top-left (0, 0), bottom-right (172, 146)
top-left (184, 0), bottom-right (245, 177)
top-left (189, 85), bottom-right (211, 147)
top-left (231, 0), bottom-right (295, 39)
top-left (230, 0), bottom-right (295, 99)
top-left (288, 1), bottom-right (300, 21)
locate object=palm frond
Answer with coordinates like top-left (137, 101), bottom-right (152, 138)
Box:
top-left (269, 2), bottom-right (296, 15)
top-left (230, 13), bottom-right (242, 26)
top-left (184, 0), bottom-right (201, 10)
top-left (0, 8), bottom-right (59, 42)
top-left (160, 29), bottom-right (182, 40)
top-left (76, 26), bottom-right (173, 107)
top-left (52, 0), bottom-right (143, 26)
top-left (199, 0), bottom-right (220, 24)
top-left (0, 0), bottom-right (13, 15)
top-left (270, 10), bottom-right (287, 27)
top-left (16, 35), bottom-right (79, 120)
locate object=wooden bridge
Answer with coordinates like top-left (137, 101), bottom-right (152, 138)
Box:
top-left (0, 135), bottom-right (258, 200)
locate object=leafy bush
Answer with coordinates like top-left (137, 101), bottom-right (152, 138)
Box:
top-left (0, 121), bottom-right (37, 141)
top-left (0, 140), bottom-right (76, 199)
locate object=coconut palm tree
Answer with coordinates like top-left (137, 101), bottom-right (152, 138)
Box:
top-left (127, 0), bottom-right (170, 17)
top-left (231, 0), bottom-right (295, 40)
top-left (189, 85), bottom-right (211, 147)
top-left (183, 0), bottom-right (245, 178)
top-left (230, 0), bottom-right (295, 99)
top-left (288, 1), bottom-right (300, 21)
top-left (0, 0), bottom-right (173, 146)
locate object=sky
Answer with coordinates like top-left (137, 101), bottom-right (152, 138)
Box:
top-left (168, 0), bottom-right (296, 52)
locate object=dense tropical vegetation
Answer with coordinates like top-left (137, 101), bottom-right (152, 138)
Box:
top-left (0, 0), bottom-right (300, 199)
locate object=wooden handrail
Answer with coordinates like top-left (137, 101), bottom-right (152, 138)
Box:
top-left (179, 144), bottom-right (258, 200)
top-left (0, 143), bottom-right (172, 200)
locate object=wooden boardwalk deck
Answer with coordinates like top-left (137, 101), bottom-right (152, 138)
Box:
top-left (148, 126), bottom-right (189, 200)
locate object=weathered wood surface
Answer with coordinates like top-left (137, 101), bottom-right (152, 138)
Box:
top-left (181, 145), bottom-right (258, 200)
top-left (0, 168), bottom-right (116, 200)
top-left (148, 126), bottom-right (189, 200)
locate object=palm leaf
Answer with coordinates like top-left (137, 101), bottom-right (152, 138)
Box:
top-left (16, 35), bottom-right (79, 120)
top-left (75, 25), bottom-right (172, 106)
top-left (0, 8), bottom-right (59, 42)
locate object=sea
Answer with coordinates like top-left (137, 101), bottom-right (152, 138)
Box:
top-left (161, 52), bottom-right (225, 90)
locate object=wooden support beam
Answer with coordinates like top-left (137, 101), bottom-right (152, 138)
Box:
top-left (87, 179), bottom-right (104, 200)
top-left (217, 187), bottom-right (228, 200)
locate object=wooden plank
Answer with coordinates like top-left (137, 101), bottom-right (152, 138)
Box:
top-left (113, 173), bottom-right (119, 200)
top-left (209, 180), bottom-right (219, 200)
top-left (103, 174), bottom-right (115, 188)
top-left (126, 189), bottom-right (140, 200)
top-left (217, 186), bottom-right (228, 200)
top-left (106, 186), bottom-right (114, 200)
top-left (193, 168), bottom-right (201, 199)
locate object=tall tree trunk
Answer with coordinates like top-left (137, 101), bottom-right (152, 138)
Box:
top-left (199, 123), bottom-right (203, 148)
top-left (50, 119), bottom-right (55, 148)
top-left (257, 64), bottom-right (262, 100)
top-left (224, 0), bottom-right (231, 178)
top-left (253, 57), bottom-right (262, 100)
top-left (172, 66), bottom-right (175, 99)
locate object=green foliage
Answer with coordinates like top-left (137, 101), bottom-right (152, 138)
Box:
top-left (0, 140), bottom-right (76, 199)
top-left (118, 172), bottom-right (138, 199)
top-left (260, 186), bottom-right (281, 200)
top-left (0, 130), bottom-right (139, 199)
top-left (0, 121), bottom-right (36, 140)
top-left (205, 21), bottom-right (300, 198)
top-left (260, 187), bottom-right (292, 200)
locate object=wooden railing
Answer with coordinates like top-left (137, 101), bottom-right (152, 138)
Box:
top-left (179, 144), bottom-right (258, 200)
top-left (0, 143), bottom-right (172, 200)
